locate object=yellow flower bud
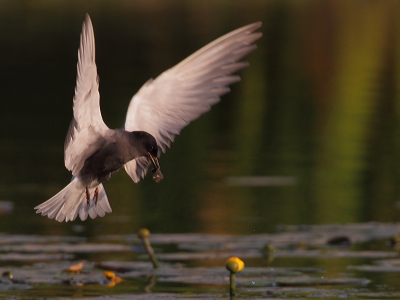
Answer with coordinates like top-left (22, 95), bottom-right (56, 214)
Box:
top-left (225, 257), bottom-right (244, 273)
top-left (138, 228), bottom-right (151, 239)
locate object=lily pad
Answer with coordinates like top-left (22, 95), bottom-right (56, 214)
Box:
top-left (0, 243), bottom-right (131, 253)
top-left (0, 253), bottom-right (73, 261)
top-left (156, 250), bottom-right (262, 261)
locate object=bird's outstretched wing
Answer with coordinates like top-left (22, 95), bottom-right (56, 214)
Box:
top-left (64, 14), bottom-right (109, 175)
top-left (123, 22), bottom-right (262, 182)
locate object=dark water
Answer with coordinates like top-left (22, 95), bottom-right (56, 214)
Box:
top-left (1, 1), bottom-right (400, 298)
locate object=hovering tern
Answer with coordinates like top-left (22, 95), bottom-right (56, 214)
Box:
top-left (35, 14), bottom-right (262, 222)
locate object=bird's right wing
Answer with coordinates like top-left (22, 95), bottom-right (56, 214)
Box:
top-left (123, 22), bottom-right (262, 182)
top-left (64, 14), bottom-right (109, 175)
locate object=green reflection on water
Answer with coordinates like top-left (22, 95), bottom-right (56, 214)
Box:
top-left (0, 0), bottom-right (399, 238)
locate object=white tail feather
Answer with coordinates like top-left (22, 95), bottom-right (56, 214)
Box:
top-left (35, 178), bottom-right (112, 222)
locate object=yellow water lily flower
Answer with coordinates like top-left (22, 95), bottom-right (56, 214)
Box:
top-left (104, 270), bottom-right (122, 287)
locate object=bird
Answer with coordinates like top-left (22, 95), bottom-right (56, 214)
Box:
top-left (34, 14), bottom-right (262, 222)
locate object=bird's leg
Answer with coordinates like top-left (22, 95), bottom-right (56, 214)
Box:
top-left (93, 187), bottom-right (99, 204)
top-left (85, 187), bottom-right (90, 204)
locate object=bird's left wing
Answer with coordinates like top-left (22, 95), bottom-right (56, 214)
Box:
top-left (64, 14), bottom-right (109, 175)
top-left (124, 22), bottom-right (262, 182)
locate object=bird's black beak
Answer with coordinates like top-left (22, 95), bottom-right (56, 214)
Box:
top-left (148, 152), bottom-right (163, 183)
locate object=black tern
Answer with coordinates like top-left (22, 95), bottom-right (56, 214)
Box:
top-left (35, 14), bottom-right (262, 222)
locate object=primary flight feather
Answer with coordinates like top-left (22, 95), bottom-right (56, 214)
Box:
top-left (35, 14), bottom-right (262, 222)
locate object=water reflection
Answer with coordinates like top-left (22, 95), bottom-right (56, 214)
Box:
top-left (0, 1), bottom-right (399, 236)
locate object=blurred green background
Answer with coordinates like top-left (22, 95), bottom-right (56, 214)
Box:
top-left (0, 0), bottom-right (399, 236)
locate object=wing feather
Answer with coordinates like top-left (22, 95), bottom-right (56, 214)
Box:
top-left (64, 14), bottom-right (109, 175)
top-left (124, 22), bottom-right (262, 182)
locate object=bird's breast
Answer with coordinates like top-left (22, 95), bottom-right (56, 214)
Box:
top-left (78, 142), bottom-right (125, 186)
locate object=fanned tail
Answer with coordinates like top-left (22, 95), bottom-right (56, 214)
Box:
top-left (35, 178), bottom-right (112, 222)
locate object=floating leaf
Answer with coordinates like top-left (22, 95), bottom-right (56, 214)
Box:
top-left (0, 243), bottom-right (131, 253)
top-left (0, 253), bottom-right (73, 261)
top-left (96, 261), bottom-right (153, 273)
top-left (326, 236), bottom-right (351, 246)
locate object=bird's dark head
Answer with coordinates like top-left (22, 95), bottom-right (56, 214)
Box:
top-left (142, 134), bottom-right (158, 157)
top-left (130, 131), bottom-right (163, 183)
